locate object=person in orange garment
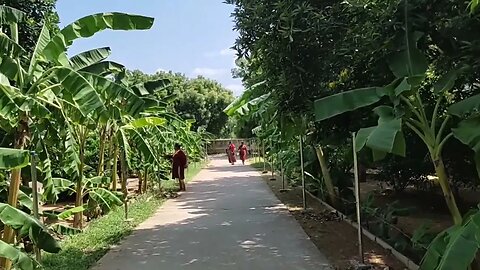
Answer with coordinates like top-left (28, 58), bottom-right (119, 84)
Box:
top-left (238, 141), bottom-right (248, 165)
top-left (171, 143), bottom-right (188, 191)
top-left (226, 141), bottom-right (236, 165)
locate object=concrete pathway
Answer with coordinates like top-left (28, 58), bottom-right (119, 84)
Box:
top-left (91, 157), bottom-right (331, 270)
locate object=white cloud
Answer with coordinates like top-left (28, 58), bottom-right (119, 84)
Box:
top-left (155, 68), bottom-right (167, 73)
top-left (192, 67), bottom-right (227, 77)
top-left (204, 48), bottom-right (236, 58)
top-left (225, 84), bottom-right (245, 96)
top-left (220, 48), bottom-right (235, 56)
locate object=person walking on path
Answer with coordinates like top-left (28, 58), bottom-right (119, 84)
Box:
top-left (238, 142), bottom-right (248, 165)
top-left (170, 143), bottom-right (187, 191)
top-left (226, 141), bottom-right (236, 165)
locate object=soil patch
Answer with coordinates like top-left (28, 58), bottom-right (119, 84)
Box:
top-left (258, 170), bottom-right (408, 269)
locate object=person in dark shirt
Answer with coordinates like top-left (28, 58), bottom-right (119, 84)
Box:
top-left (171, 143), bottom-right (187, 191)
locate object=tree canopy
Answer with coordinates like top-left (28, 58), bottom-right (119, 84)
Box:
top-left (128, 70), bottom-right (235, 137)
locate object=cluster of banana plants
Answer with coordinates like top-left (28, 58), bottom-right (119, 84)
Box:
top-left (0, 5), bottom-right (205, 270)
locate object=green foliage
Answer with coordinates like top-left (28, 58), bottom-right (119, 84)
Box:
top-left (42, 194), bottom-right (163, 270)
top-left (420, 209), bottom-right (480, 270)
top-left (0, 203), bottom-right (60, 253)
top-left (0, 148), bottom-right (29, 169)
top-left (0, 241), bottom-right (36, 270)
top-left (0, 0), bottom-right (59, 55)
top-left (127, 70), bottom-right (235, 136)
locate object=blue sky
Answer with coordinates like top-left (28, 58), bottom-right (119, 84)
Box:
top-left (56, 0), bottom-right (244, 95)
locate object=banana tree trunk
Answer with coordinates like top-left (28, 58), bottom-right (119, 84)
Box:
top-left (143, 167), bottom-right (148, 193)
top-left (111, 142), bottom-right (119, 191)
top-left (137, 170), bottom-right (143, 194)
top-left (120, 148), bottom-right (128, 219)
top-left (74, 128), bottom-right (87, 229)
top-left (97, 125), bottom-right (107, 176)
top-left (432, 156), bottom-right (462, 225)
top-left (315, 145), bottom-right (337, 206)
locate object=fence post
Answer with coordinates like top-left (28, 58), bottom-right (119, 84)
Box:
top-left (352, 132), bottom-right (364, 263)
top-left (262, 140), bottom-right (267, 173)
top-left (30, 151), bottom-right (41, 262)
top-left (299, 135), bottom-right (306, 210)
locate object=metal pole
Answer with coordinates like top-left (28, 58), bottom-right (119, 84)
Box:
top-left (30, 151), bottom-right (41, 262)
top-left (280, 151), bottom-right (285, 189)
top-left (352, 132), bottom-right (364, 263)
top-left (300, 136), bottom-right (306, 210)
top-left (262, 141), bottom-right (267, 173)
top-left (269, 141), bottom-right (275, 181)
top-left (205, 142), bottom-right (208, 163)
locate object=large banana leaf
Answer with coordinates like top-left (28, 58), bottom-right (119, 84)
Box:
top-left (63, 128), bottom-right (80, 177)
top-left (53, 67), bottom-right (106, 118)
top-left (354, 106), bottom-right (405, 159)
top-left (80, 61), bottom-right (124, 76)
top-left (452, 118), bottom-right (480, 153)
top-left (0, 6), bottom-right (25, 25)
top-left (233, 93), bottom-right (271, 116)
top-left (449, 94), bottom-right (480, 118)
top-left (69, 47), bottom-right (111, 70)
top-left (82, 73), bottom-right (143, 116)
top-left (126, 128), bottom-right (159, 165)
top-left (89, 188), bottom-right (123, 210)
top-left (434, 69), bottom-right (459, 94)
top-left (58, 206), bottom-right (86, 220)
top-left (0, 32), bottom-right (25, 58)
top-left (387, 31), bottom-right (428, 78)
top-left (0, 203), bottom-right (60, 253)
top-left (28, 23), bottom-right (50, 77)
top-left (419, 210), bottom-right (480, 270)
top-left (50, 224), bottom-right (82, 236)
top-left (131, 79), bottom-right (170, 96)
top-left (0, 148), bottom-right (29, 169)
top-left (314, 87), bottom-right (388, 122)
top-left (0, 241), bottom-right (36, 270)
top-left (224, 80), bottom-right (265, 116)
top-left (125, 117), bottom-right (166, 129)
top-left (0, 55), bottom-right (22, 81)
top-left (0, 83), bottom-right (22, 124)
top-left (42, 13), bottom-right (154, 65)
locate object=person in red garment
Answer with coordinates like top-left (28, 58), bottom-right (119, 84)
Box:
top-left (238, 142), bottom-right (248, 165)
top-left (171, 143), bottom-right (187, 191)
top-left (226, 141), bottom-right (236, 165)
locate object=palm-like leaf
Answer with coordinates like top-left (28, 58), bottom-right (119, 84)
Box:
top-left (0, 241), bottom-right (36, 270)
top-left (53, 67), bottom-right (106, 118)
top-left (0, 203), bottom-right (60, 253)
top-left (420, 210), bottom-right (480, 270)
top-left (0, 32), bottom-right (25, 58)
top-left (69, 47), bottom-right (111, 70)
top-left (42, 13), bottom-right (154, 65)
top-left (0, 6), bottom-right (25, 25)
top-left (314, 87), bottom-right (389, 122)
top-left (80, 61), bottom-right (124, 76)
top-left (0, 148), bottom-right (29, 169)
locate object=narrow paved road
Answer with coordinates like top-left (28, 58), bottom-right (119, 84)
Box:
top-left (92, 157), bottom-right (331, 270)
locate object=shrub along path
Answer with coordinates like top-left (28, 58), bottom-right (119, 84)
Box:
top-left (91, 157), bottom-right (332, 269)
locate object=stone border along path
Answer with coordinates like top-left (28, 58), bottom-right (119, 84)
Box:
top-left (91, 156), bottom-right (332, 270)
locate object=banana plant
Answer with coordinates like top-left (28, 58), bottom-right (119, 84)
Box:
top-left (0, 5), bottom-right (155, 245)
top-left (0, 147), bottom-right (60, 270)
top-left (419, 208), bottom-right (480, 270)
top-left (313, 4), bottom-right (480, 225)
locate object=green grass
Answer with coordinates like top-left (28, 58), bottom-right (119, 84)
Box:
top-left (250, 157), bottom-right (270, 171)
top-left (42, 161), bottom-right (206, 270)
top-left (42, 194), bottom-right (163, 270)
